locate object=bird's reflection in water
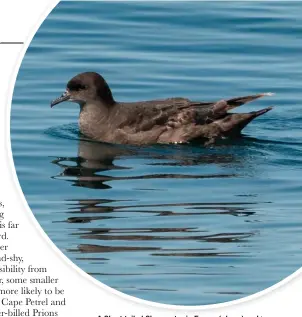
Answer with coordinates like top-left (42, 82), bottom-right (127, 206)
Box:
top-left (51, 140), bottom-right (260, 259)
top-left (52, 141), bottom-right (130, 189)
top-left (52, 139), bottom-right (242, 188)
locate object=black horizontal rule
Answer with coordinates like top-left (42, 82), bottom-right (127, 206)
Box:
top-left (0, 42), bottom-right (24, 44)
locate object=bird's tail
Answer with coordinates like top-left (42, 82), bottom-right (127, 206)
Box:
top-left (196, 92), bottom-right (274, 123)
top-left (216, 106), bottom-right (273, 136)
top-left (225, 92), bottom-right (274, 111)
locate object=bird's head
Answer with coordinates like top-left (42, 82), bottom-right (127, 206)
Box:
top-left (51, 72), bottom-right (115, 107)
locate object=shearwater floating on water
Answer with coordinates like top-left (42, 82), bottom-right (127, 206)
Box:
top-left (51, 72), bottom-right (273, 145)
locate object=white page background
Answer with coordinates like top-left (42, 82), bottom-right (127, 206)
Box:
top-left (0, 1), bottom-right (300, 316)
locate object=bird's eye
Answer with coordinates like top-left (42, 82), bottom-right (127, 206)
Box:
top-left (75, 84), bottom-right (86, 91)
top-left (68, 82), bottom-right (87, 91)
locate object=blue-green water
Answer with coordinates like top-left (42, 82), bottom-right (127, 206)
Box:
top-left (11, 1), bottom-right (302, 305)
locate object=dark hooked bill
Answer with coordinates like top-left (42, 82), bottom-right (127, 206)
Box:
top-left (50, 91), bottom-right (70, 107)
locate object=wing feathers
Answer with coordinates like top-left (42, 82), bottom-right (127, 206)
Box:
top-left (177, 92), bottom-right (273, 117)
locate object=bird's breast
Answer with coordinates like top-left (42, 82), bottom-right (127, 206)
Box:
top-left (79, 104), bottom-right (111, 140)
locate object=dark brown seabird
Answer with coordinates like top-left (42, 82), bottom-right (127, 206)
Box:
top-left (51, 72), bottom-right (273, 145)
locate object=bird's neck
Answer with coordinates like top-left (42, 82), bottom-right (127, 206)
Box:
top-left (96, 81), bottom-right (115, 105)
top-left (80, 100), bottom-right (112, 112)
